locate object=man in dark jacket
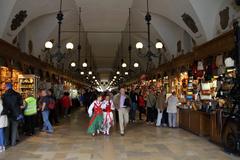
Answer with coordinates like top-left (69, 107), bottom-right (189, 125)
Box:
top-left (2, 83), bottom-right (23, 146)
top-left (129, 89), bottom-right (138, 123)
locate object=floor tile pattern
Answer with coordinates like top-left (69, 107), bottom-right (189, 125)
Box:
top-left (0, 109), bottom-right (238, 160)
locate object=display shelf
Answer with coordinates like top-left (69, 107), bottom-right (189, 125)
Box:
top-left (18, 74), bottom-right (39, 98)
top-left (0, 67), bottom-right (21, 96)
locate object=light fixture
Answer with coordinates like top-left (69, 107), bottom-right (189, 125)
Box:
top-left (88, 71), bottom-right (92, 75)
top-left (70, 62), bottom-right (76, 67)
top-left (92, 76), bottom-right (96, 79)
top-left (54, 0), bottom-right (64, 62)
top-left (114, 76), bottom-right (117, 79)
top-left (136, 42), bottom-right (143, 50)
top-left (82, 59), bottom-right (88, 68)
top-left (122, 62), bottom-right (127, 68)
top-left (86, 77), bottom-right (89, 79)
top-left (66, 42), bottom-right (74, 50)
top-left (45, 41), bottom-right (53, 49)
top-left (122, 63), bottom-right (127, 68)
top-left (76, 7), bottom-right (82, 72)
top-left (116, 71), bottom-right (120, 75)
top-left (121, 59), bottom-right (127, 68)
top-left (95, 79), bottom-right (97, 82)
top-left (155, 42), bottom-right (163, 49)
top-left (135, 0), bottom-right (164, 72)
top-left (125, 71), bottom-right (129, 75)
top-left (133, 62), bottom-right (139, 68)
top-left (80, 71), bottom-right (84, 75)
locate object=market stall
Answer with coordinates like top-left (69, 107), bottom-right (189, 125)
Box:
top-left (0, 66), bottom-right (22, 95)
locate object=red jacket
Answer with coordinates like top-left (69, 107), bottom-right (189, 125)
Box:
top-left (61, 96), bottom-right (72, 108)
top-left (138, 95), bottom-right (145, 107)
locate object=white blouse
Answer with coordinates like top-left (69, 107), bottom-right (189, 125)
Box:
top-left (101, 100), bottom-right (115, 110)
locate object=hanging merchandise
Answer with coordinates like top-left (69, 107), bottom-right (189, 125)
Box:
top-left (216, 54), bottom-right (225, 75)
top-left (218, 65), bottom-right (226, 75)
top-left (197, 61), bottom-right (204, 70)
top-left (191, 61), bottom-right (198, 79)
top-left (200, 82), bottom-right (212, 100)
top-left (182, 78), bottom-right (188, 93)
top-left (216, 54), bottom-right (224, 67)
top-left (186, 76), bottom-right (193, 100)
top-left (201, 83), bottom-right (211, 94)
top-left (163, 76), bottom-right (170, 93)
top-left (224, 57), bottom-right (235, 68)
top-left (204, 65), bottom-right (213, 81)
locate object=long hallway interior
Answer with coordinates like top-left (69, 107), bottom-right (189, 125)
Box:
top-left (0, 108), bottom-right (237, 160)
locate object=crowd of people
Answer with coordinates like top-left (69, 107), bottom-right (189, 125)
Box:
top-left (0, 82), bottom-right (74, 152)
top-left (85, 87), bottom-right (180, 137)
top-left (0, 83), bottom-right (181, 152)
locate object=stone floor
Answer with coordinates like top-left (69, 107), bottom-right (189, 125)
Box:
top-left (0, 108), bottom-right (238, 160)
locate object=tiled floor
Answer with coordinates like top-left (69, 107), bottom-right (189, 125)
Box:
top-left (0, 108), bottom-right (238, 160)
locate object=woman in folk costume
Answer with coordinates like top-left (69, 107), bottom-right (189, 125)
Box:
top-left (102, 95), bottom-right (115, 135)
top-left (87, 94), bottom-right (103, 136)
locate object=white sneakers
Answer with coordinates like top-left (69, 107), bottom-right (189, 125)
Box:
top-left (0, 146), bottom-right (5, 153)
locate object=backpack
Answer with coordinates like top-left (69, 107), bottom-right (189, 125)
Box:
top-left (48, 97), bottom-right (56, 110)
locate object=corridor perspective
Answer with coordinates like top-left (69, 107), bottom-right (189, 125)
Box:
top-left (0, 108), bottom-right (238, 160)
top-left (1, 0), bottom-right (240, 159)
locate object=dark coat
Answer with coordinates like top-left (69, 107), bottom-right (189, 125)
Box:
top-left (1, 89), bottom-right (23, 120)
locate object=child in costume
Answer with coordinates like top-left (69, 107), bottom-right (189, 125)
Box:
top-left (87, 94), bottom-right (103, 136)
top-left (102, 95), bottom-right (115, 135)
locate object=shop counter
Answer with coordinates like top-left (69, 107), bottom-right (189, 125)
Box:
top-left (179, 109), bottom-right (190, 130)
top-left (179, 109), bottom-right (210, 136)
top-left (209, 111), bottom-right (222, 144)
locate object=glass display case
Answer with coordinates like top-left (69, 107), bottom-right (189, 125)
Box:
top-left (18, 74), bottom-right (39, 98)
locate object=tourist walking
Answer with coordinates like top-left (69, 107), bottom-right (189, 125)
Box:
top-left (60, 92), bottom-right (72, 118)
top-left (87, 94), bottom-right (103, 136)
top-left (39, 89), bottom-right (53, 133)
top-left (47, 89), bottom-right (59, 125)
top-left (102, 94), bottom-right (114, 135)
top-left (129, 89), bottom-right (138, 123)
top-left (138, 91), bottom-right (146, 121)
top-left (146, 89), bottom-right (156, 124)
top-left (0, 97), bottom-right (8, 152)
top-left (2, 83), bottom-right (23, 146)
top-left (156, 91), bottom-right (166, 127)
top-left (166, 92), bottom-right (179, 128)
top-left (113, 88), bottom-right (131, 136)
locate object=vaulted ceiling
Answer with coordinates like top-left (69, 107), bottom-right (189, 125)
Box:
top-left (0, 0), bottom-right (239, 82)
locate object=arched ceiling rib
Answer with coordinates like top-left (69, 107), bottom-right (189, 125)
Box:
top-left (0, 0), bottom-right (17, 38)
top-left (0, 0), bottom-right (238, 81)
top-left (131, 0), bottom-right (207, 44)
top-left (189, 0), bottom-right (225, 40)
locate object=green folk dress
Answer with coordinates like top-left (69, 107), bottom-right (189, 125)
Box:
top-left (87, 101), bottom-right (103, 134)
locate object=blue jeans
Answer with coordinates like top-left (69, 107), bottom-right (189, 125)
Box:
top-left (130, 102), bottom-right (137, 121)
top-left (0, 128), bottom-right (4, 147)
top-left (42, 110), bottom-right (53, 133)
top-left (168, 113), bottom-right (177, 127)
